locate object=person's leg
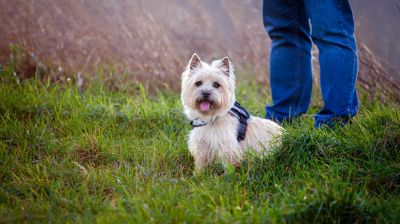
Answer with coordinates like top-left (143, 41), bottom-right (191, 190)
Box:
top-left (263, 0), bottom-right (313, 124)
top-left (303, 0), bottom-right (359, 127)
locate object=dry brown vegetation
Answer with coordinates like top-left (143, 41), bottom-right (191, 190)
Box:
top-left (0, 0), bottom-right (270, 90)
top-left (0, 0), bottom-right (399, 98)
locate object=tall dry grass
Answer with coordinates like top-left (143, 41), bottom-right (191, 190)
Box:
top-left (0, 0), bottom-right (398, 99)
top-left (0, 0), bottom-right (271, 91)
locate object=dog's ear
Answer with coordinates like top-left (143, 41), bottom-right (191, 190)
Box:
top-left (217, 57), bottom-right (232, 76)
top-left (188, 53), bottom-right (202, 71)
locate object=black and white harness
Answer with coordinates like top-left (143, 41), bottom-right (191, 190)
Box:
top-left (189, 101), bottom-right (251, 142)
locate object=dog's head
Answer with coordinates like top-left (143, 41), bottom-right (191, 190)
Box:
top-left (181, 53), bottom-right (236, 120)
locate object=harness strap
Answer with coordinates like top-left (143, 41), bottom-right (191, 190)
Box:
top-left (189, 101), bottom-right (251, 142)
top-left (229, 102), bottom-right (250, 142)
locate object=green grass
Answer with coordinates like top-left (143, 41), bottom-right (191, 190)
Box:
top-left (0, 67), bottom-right (399, 223)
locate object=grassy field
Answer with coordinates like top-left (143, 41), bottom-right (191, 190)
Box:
top-left (0, 65), bottom-right (399, 223)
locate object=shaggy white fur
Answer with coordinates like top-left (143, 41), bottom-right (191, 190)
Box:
top-left (181, 54), bottom-right (283, 171)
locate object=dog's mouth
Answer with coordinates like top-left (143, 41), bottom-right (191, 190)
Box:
top-left (198, 100), bottom-right (213, 112)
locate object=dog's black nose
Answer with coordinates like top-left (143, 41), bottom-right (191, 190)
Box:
top-left (202, 92), bottom-right (210, 98)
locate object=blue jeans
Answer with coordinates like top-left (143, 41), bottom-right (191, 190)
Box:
top-left (263, 0), bottom-right (359, 127)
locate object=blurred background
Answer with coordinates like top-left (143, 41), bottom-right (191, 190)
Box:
top-left (0, 0), bottom-right (399, 97)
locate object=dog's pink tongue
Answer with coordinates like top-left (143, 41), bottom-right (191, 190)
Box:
top-left (200, 101), bottom-right (211, 111)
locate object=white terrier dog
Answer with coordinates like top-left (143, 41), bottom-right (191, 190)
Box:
top-left (181, 54), bottom-right (283, 171)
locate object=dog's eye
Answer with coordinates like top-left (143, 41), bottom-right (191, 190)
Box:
top-left (213, 82), bottom-right (221, 88)
top-left (195, 81), bottom-right (202, 87)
